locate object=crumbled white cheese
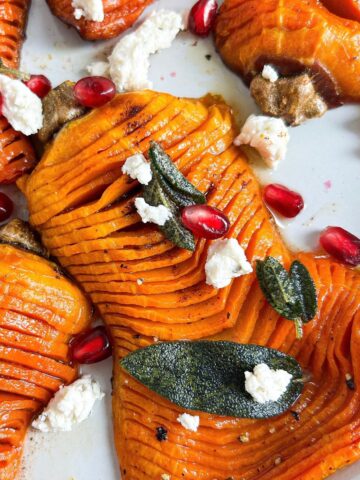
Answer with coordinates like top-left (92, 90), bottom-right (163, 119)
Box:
top-left (161, 475), bottom-right (171, 480)
top-left (109, 10), bottom-right (184, 91)
top-left (137, 278), bottom-right (144, 285)
top-left (262, 65), bottom-right (279, 83)
top-left (135, 197), bottom-right (172, 226)
top-left (0, 74), bottom-right (43, 136)
top-left (86, 61), bottom-right (110, 77)
top-left (72, 0), bottom-right (104, 22)
top-left (205, 238), bottom-right (253, 289)
top-left (122, 154), bottom-right (152, 185)
top-left (177, 413), bottom-right (200, 432)
top-left (234, 115), bottom-right (290, 168)
top-left (244, 363), bottom-right (292, 404)
top-left (32, 375), bottom-right (104, 432)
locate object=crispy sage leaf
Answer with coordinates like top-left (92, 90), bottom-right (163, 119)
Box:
top-left (256, 256), bottom-right (317, 338)
top-left (121, 341), bottom-right (303, 419)
top-left (0, 219), bottom-right (49, 258)
top-left (142, 142), bottom-right (206, 251)
top-left (38, 81), bottom-right (87, 143)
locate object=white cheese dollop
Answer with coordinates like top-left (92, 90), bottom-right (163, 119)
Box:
top-left (244, 363), bottom-right (292, 404)
top-left (234, 115), bottom-right (290, 168)
top-left (72, 0), bottom-right (104, 22)
top-left (135, 197), bottom-right (172, 226)
top-left (205, 238), bottom-right (253, 289)
top-left (0, 74), bottom-right (43, 136)
top-left (262, 65), bottom-right (279, 83)
top-left (32, 375), bottom-right (104, 432)
top-left (122, 153), bottom-right (152, 185)
top-left (86, 61), bottom-right (110, 77)
top-left (109, 10), bottom-right (184, 91)
top-left (177, 413), bottom-right (200, 432)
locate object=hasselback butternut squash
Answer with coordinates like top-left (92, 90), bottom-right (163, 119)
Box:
top-left (46, 0), bottom-right (154, 40)
top-left (0, 0), bottom-right (36, 184)
top-left (214, 0), bottom-right (360, 104)
top-left (0, 219), bottom-right (91, 479)
top-left (21, 91), bottom-right (360, 479)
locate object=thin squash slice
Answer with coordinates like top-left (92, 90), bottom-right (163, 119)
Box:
top-left (0, 0), bottom-right (36, 184)
top-left (0, 220), bottom-right (91, 479)
top-left (46, 0), bottom-right (154, 40)
top-left (214, 0), bottom-right (360, 104)
top-left (21, 91), bottom-right (360, 479)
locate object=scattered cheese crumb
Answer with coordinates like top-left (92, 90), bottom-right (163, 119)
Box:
top-left (177, 413), bottom-right (200, 432)
top-left (72, 0), bottom-right (104, 21)
top-left (137, 278), bottom-right (144, 285)
top-left (205, 238), bottom-right (253, 289)
top-left (86, 61), bottom-right (110, 77)
top-left (244, 363), bottom-right (292, 404)
top-left (161, 475), bottom-right (171, 480)
top-left (153, 336), bottom-right (159, 342)
top-left (262, 65), bottom-right (279, 83)
top-left (122, 154), bottom-right (152, 185)
top-left (109, 10), bottom-right (184, 91)
top-left (0, 74), bottom-right (43, 135)
top-left (274, 457), bottom-right (282, 465)
top-left (32, 375), bottom-right (104, 432)
top-left (239, 432), bottom-right (250, 443)
top-left (269, 427), bottom-right (276, 434)
top-left (234, 115), bottom-right (290, 168)
top-left (135, 197), bottom-right (172, 226)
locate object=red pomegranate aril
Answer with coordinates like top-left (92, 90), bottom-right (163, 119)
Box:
top-left (70, 326), bottom-right (112, 364)
top-left (320, 226), bottom-right (360, 266)
top-left (24, 75), bottom-right (52, 98)
top-left (181, 204), bottom-right (230, 239)
top-left (74, 76), bottom-right (116, 108)
top-left (0, 193), bottom-right (13, 223)
top-left (188, 0), bottom-right (218, 37)
top-left (264, 183), bottom-right (304, 218)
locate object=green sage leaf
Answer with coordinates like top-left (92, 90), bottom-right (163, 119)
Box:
top-left (142, 142), bottom-right (205, 251)
top-left (121, 341), bottom-right (303, 419)
top-left (256, 257), bottom-right (317, 338)
top-left (290, 260), bottom-right (317, 322)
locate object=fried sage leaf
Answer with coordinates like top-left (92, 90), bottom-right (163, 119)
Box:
top-left (121, 341), bottom-right (303, 419)
top-left (0, 219), bottom-right (49, 258)
top-left (38, 81), bottom-right (87, 143)
top-left (143, 142), bottom-right (206, 251)
top-left (256, 257), bottom-right (317, 338)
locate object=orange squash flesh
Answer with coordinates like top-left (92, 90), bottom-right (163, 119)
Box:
top-left (0, 244), bottom-right (91, 479)
top-left (214, 0), bottom-right (360, 103)
top-left (0, 0), bottom-right (36, 184)
top-left (21, 90), bottom-right (360, 479)
top-left (46, 0), bottom-right (153, 40)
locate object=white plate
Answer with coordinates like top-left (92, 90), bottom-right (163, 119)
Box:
top-left (1, 0), bottom-right (357, 478)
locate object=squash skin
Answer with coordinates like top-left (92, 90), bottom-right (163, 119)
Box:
top-left (22, 91), bottom-right (360, 479)
top-left (0, 242), bottom-right (91, 479)
top-left (0, 0), bottom-right (36, 184)
top-left (46, 0), bottom-right (154, 40)
top-left (214, 0), bottom-right (360, 104)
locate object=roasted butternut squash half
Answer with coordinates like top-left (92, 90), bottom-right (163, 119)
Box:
top-left (21, 91), bottom-right (360, 479)
top-left (0, 220), bottom-right (91, 479)
top-left (0, 0), bottom-right (36, 184)
top-left (46, 0), bottom-right (154, 40)
top-left (215, 0), bottom-right (360, 105)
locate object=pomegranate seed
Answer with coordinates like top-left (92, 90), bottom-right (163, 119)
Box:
top-left (188, 0), bottom-right (218, 37)
top-left (24, 75), bottom-right (52, 98)
top-left (181, 204), bottom-right (230, 239)
top-left (264, 184), bottom-right (304, 218)
top-left (0, 193), bottom-right (13, 223)
top-left (70, 326), bottom-right (112, 364)
top-left (74, 76), bottom-right (116, 108)
top-left (320, 226), bottom-right (360, 266)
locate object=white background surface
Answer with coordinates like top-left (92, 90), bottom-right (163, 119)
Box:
top-left (0, 0), bottom-right (356, 478)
